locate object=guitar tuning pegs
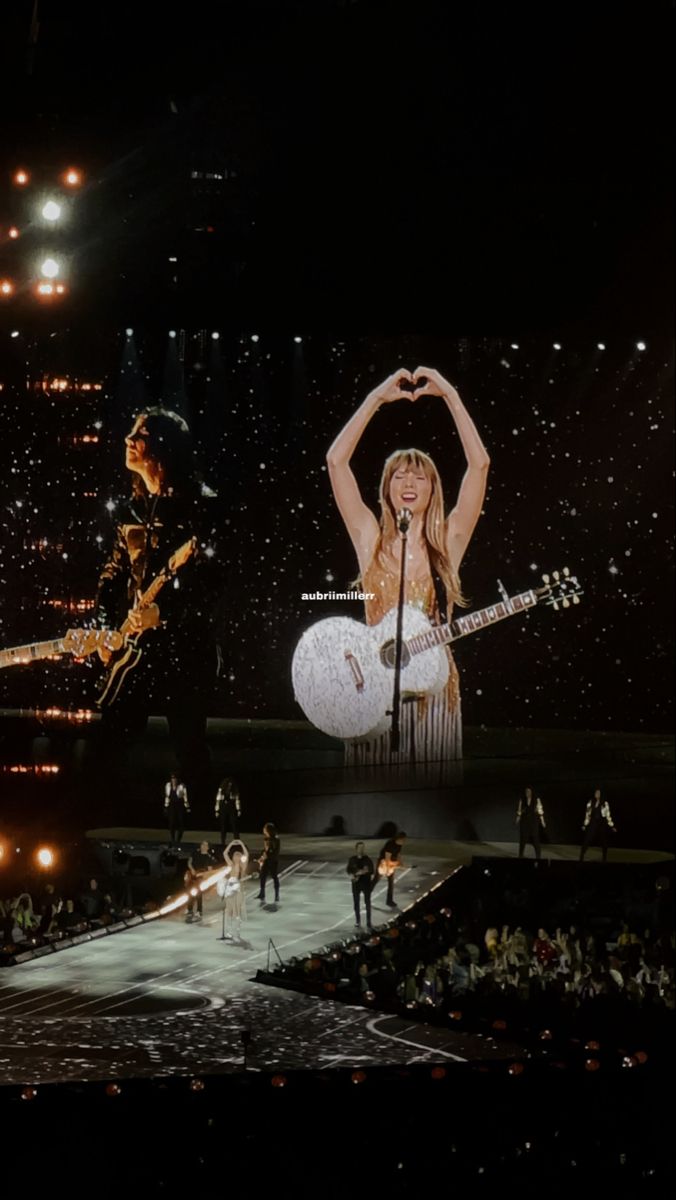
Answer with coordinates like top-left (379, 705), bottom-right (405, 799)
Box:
top-left (553, 570), bottom-right (560, 581)
top-left (563, 567), bottom-right (570, 576)
top-left (562, 597), bottom-right (570, 608)
top-left (572, 594), bottom-right (580, 604)
top-left (552, 600), bottom-right (559, 611)
top-left (542, 574), bottom-right (550, 584)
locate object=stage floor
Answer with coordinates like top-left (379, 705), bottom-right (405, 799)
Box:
top-left (0, 839), bottom-right (509, 1086)
top-left (1, 835), bottom-right (671, 1087)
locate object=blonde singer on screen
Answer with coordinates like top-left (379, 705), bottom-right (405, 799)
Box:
top-left (326, 367), bottom-right (489, 767)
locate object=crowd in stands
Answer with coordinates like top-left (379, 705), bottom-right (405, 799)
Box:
top-left (268, 861), bottom-right (675, 1054)
top-left (0, 877), bottom-right (134, 960)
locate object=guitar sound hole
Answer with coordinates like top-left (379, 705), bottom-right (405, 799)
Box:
top-left (379, 639), bottom-right (411, 671)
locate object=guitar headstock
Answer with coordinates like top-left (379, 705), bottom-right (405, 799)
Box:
top-left (63, 629), bottom-right (124, 656)
top-left (168, 537), bottom-right (196, 574)
top-left (535, 567), bottom-right (583, 610)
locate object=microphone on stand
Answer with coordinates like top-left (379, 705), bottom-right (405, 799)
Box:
top-left (396, 507), bottom-right (412, 535)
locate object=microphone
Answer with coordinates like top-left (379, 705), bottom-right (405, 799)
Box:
top-left (396, 507), bottom-right (412, 534)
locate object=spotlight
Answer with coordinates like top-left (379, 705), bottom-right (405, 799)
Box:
top-left (636, 341), bottom-right (646, 351)
top-left (11, 330), bottom-right (20, 338)
top-left (168, 330), bottom-right (177, 338)
top-left (36, 847), bottom-right (55, 868)
top-left (40, 258), bottom-right (60, 279)
top-left (125, 328), bottom-right (134, 337)
top-left (293, 336), bottom-right (302, 344)
top-left (13, 169), bottom-right (30, 186)
top-left (1, 280), bottom-right (14, 296)
top-left (553, 343), bottom-right (562, 350)
top-left (251, 334), bottom-right (259, 343)
top-left (63, 168), bottom-right (82, 187)
top-left (42, 200), bottom-right (62, 222)
top-left (37, 283), bottom-right (54, 295)
top-left (8, 227), bottom-right (20, 240)
top-left (597, 342), bottom-right (606, 351)
top-left (510, 343), bottom-right (519, 350)
top-left (211, 331), bottom-right (220, 340)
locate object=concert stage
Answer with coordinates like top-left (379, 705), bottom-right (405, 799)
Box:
top-left (1, 836), bottom-right (672, 1087)
top-left (0, 839), bottom-right (525, 1086)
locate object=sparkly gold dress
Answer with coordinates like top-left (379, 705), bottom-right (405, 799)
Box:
top-left (343, 558), bottom-right (462, 768)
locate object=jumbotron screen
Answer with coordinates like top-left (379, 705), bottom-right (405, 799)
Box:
top-left (0, 332), bottom-right (672, 740)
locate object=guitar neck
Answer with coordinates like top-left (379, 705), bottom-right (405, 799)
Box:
top-left (119, 569), bottom-right (170, 637)
top-left (0, 637), bottom-right (67, 670)
top-left (406, 589), bottom-right (538, 658)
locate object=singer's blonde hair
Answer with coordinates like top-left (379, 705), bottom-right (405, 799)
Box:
top-left (355, 449), bottom-right (466, 609)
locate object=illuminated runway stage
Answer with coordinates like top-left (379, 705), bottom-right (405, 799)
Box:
top-left (0, 838), bottom-right (535, 1085)
top-left (1, 835), bottom-right (671, 1086)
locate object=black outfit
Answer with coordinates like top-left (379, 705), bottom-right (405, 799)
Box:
top-left (347, 854), bottom-right (374, 926)
top-left (517, 795), bottom-right (545, 860)
top-left (186, 849), bottom-right (217, 916)
top-left (215, 781), bottom-right (240, 847)
top-left (374, 839), bottom-right (403, 906)
top-left (257, 835), bottom-right (281, 903)
top-left (80, 887), bottom-right (104, 922)
top-left (166, 782), bottom-right (189, 845)
top-left (580, 798), bottom-right (615, 863)
top-left (96, 485), bottom-right (221, 803)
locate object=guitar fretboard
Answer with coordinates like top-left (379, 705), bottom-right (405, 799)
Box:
top-left (406, 590), bottom-right (537, 657)
top-left (0, 638), bottom-right (66, 670)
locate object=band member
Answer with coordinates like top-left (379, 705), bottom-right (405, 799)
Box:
top-left (326, 366), bottom-right (489, 767)
top-left (256, 822), bottom-right (280, 905)
top-left (185, 840), bottom-right (218, 922)
top-left (165, 773), bottom-right (190, 845)
top-left (374, 831), bottom-right (407, 908)
top-left (220, 840), bottom-right (249, 941)
top-left (215, 777), bottom-right (241, 847)
top-left (516, 786), bottom-right (546, 860)
top-left (95, 406), bottom-right (220, 803)
top-left (347, 841), bottom-right (374, 929)
top-left (580, 789), bottom-right (616, 863)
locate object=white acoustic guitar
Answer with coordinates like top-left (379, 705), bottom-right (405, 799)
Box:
top-left (292, 569), bottom-right (582, 741)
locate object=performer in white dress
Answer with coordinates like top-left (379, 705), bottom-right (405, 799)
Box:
top-left (219, 840), bottom-right (249, 941)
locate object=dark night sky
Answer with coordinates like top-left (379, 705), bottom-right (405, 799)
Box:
top-left (0, 0), bottom-right (673, 331)
top-left (0, 3), bottom-right (673, 733)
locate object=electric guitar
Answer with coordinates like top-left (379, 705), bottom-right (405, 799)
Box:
top-left (96, 538), bottom-right (196, 708)
top-left (0, 627), bottom-right (123, 670)
top-left (292, 568), bottom-right (582, 741)
top-left (377, 858), bottom-right (404, 878)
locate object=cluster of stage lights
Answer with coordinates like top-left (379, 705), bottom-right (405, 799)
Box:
top-left (1, 167), bottom-right (83, 301)
top-left (0, 843), bottom-right (55, 869)
top-left (130, 331), bottom-right (306, 343)
top-left (137, 334), bottom-right (647, 351)
top-left (1, 764), bottom-right (60, 774)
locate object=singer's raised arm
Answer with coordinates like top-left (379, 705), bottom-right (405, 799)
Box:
top-left (326, 371), bottom-right (414, 576)
top-left (411, 367), bottom-right (490, 573)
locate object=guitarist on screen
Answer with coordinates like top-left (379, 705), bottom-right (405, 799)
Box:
top-left (95, 407), bottom-right (221, 801)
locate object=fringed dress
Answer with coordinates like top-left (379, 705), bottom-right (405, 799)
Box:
top-left (343, 562), bottom-right (462, 768)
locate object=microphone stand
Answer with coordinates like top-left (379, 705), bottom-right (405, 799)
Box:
top-left (388, 509), bottom-right (411, 752)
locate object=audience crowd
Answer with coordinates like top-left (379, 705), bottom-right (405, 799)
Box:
top-left (269, 861), bottom-right (674, 1055)
top-left (0, 876), bottom-right (134, 961)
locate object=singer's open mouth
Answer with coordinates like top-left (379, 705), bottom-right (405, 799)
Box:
top-left (401, 493), bottom-right (417, 501)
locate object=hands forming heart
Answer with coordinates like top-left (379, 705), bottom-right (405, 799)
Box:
top-left (371, 366), bottom-right (456, 406)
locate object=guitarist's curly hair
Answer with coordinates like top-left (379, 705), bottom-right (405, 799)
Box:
top-left (130, 407), bottom-right (199, 498)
